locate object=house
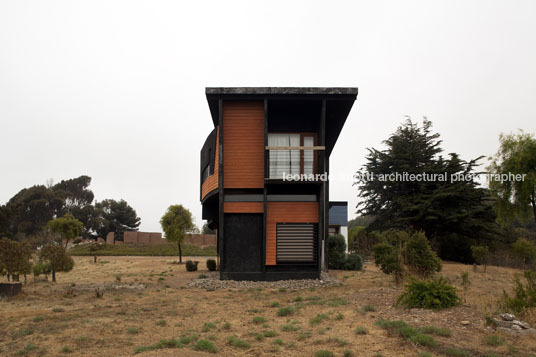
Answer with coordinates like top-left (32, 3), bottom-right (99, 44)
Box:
top-left (200, 87), bottom-right (358, 280)
top-left (328, 201), bottom-right (349, 252)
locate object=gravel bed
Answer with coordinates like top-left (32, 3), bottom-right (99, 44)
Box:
top-left (187, 272), bottom-right (341, 290)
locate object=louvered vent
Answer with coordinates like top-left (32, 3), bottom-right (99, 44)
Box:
top-left (276, 223), bottom-right (316, 263)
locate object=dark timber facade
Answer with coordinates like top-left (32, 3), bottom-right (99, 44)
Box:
top-left (200, 87), bottom-right (358, 280)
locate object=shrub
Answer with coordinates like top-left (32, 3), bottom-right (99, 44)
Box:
top-left (343, 254), bottom-right (363, 271)
top-left (201, 322), bottom-right (216, 332)
top-left (252, 316), bottom-right (266, 324)
top-left (409, 333), bottom-right (437, 347)
top-left (309, 313), bottom-right (329, 325)
top-left (373, 242), bottom-right (404, 283)
top-left (500, 270), bottom-right (536, 313)
top-left (361, 304), bottom-right (376, 312)
top-left (277, 307), bottom-right (294, 316)
top-left (404, 232), bottom-right (442, 278)
top-left (127, 327), bottom-right (140, 334)
top-left (484, 334), bottom-right (505, 346)
top-left (185, 260), bottom-right (199, 272)
top-left (512, 238), bottom-right (536, 265)
top-left (471, 245), bottom-right (489, 271)
top-left (32, 315), bottom-right (45, 322)
top-left (314, 350), bottom-right (334, 357)
top-left (376, 318), bottom-right (438, 347)
top-left (328, 234), bottom-right (346, 269)
top-left (227, 336), bottom-right (250, 348)
top-left (355, 326), bottom-right (368, 335)
top-left (206, 259), bottom-right (217, 271)
top-left (194, 340), bottom-right (217, 353)
top-left (397, 277), bottom-right (460, 309)
top-left (60, 346), bottom-right (74, 353)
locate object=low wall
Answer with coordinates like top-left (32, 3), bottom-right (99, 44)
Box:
top-left (96, 232), bottom-right (217, 247)
top-left (123, 231), bottom-right (165, 245)
top-left (184, 234), bottom-right (217, 247)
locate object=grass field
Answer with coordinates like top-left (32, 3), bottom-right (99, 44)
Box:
top-left (68, 243), bottom-right (217, 257)
top-left (1, 257), bottom-right (536, 356)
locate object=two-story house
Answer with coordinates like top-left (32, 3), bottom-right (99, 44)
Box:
top-left (200, 87), bottom-right (358, 280)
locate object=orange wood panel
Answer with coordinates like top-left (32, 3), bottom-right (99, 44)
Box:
top-left (266, 202), bottom-right (319, 265)
top-left (224, 202), bottom-right (264, 213)
top-left (223, 101), bottom-right (265, 188)
top-left (201, 126), bottom-right (219, 200)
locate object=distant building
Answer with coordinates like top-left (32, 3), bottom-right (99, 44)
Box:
top-left (328, 202), bottom-right (349, 252)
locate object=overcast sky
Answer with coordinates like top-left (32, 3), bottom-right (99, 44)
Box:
top-left (1, 0), bottom-right (535, 233)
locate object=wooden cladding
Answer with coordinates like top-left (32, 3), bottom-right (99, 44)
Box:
top-left (201, 126), bottom-right (219, 200)
top-left (266, 202), bottom-right (319, 265)
top-left (223, 101), bottom-right (265, 188)
top-left (224, 202), bottom-right (264, 213)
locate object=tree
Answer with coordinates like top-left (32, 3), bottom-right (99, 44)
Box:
top-left (0, 185), bottom-right (64, 238)
top-left (0, 238), bottom-right (33, 282)
top-left (471, 245), bottom-right (490, 272)
top-left (512, 238), bottom-right (536, 266)
top-left (489, 131), bottom-right (536, 225)
top-left (404, 232), bottom-right (442, 278)
top-left (91, 199), bottom-right (141, 241)
top-left (160, 205), bottom-right (196, 263)
top-left (39, 243), bottom-right (74, 282)
top-left (328, 234), bottom-right (347, 269)
top-left (356, 118), bottom-right (498, 262)
top-left (47, 214), bottom-right (83, 248)
top-left (52, 176), bottom-right (95, 238)
top-left (202, 222), bottom-right (216, 234)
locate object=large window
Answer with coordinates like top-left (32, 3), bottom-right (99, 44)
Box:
top-left (276, 223), bottom-right (317, 263)
top-left (268, 133), bottom-right (316, 179)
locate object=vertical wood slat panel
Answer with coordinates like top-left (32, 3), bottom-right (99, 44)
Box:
top-left (223, 102), bottom-right (265, 188)
top-left (266, 202), bottom-right (319, 265)
top-left (201, 126), bottom-right (219, 200)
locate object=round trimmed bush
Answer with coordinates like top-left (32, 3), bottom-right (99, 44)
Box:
top-left (343, 254), bottom-right (363, 271)
top-left (185, 260), bottom-right (199, 272)
top-left (206, 259), bottom-right (217, 271)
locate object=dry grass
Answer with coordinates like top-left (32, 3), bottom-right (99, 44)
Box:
top-left (1, 256), bottom-right (535, 356)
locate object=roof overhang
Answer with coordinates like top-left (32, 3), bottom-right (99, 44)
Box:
top-left (205, 87), bottom-right (358, 155)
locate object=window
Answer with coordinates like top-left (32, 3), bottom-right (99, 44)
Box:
top-left (268, 133), bottom-right (316, 179)
top-left (268, 134), bottom-right (300, 178)
top-left (201, 148), bottom-right (212, 184)
top-left (303, 136), bottom-right (314, 175)
top-left (276, 223), bottom-right (316, 263)
top-left (202, 164), bottom-right (210, 183)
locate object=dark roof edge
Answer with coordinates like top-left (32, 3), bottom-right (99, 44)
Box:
top-left (206, 87), bottom-right (358, 96)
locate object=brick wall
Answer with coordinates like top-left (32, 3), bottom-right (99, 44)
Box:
top-left (184, 234), bottom-right (217, 247)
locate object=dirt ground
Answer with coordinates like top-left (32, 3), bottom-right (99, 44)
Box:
top-left (1, 257), bottom-right (536, 356)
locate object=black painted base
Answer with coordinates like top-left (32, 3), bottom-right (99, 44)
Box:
top-left (0, 283), bottom-right (22, 297)
top-left (220, 271), bottom-right (320, 281)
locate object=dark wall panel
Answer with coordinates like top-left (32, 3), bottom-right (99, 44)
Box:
top-left (223, 213), bottom-right (263, 273)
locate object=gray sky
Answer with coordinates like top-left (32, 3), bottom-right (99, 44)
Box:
top-left (1, 0), bottom-right (535, 232)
